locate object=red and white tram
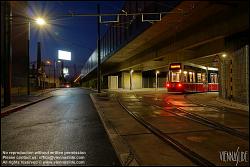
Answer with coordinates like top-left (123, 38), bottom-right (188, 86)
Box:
top-left (166, 62), bottom-right (219, 93)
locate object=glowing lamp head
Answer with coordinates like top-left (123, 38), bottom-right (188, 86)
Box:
top-left (166, 83), bottom-right (170, 88)
top-left (35, 18), bottom-right (46, 26)
top-left (178, 83), bottom-right (182, 87)
top-left (156, 70), bottom-right (160, 74)
top-left (222, 54), bottom-right (227, 58)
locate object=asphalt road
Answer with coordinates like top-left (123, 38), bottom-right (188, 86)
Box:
top-left (1, 88), bottom-right (120, 166)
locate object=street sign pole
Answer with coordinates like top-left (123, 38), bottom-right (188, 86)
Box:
top-left (27, 21), bottom-right (30, 95)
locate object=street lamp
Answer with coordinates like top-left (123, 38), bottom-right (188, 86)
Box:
top-left (35, 18), bottom-right (46, 26)
top-left (155, 70), bottom-right (160, 89)
top-left (130, 69), bottom-right (134, 90)
top-left (45, 60), bottom-right (52, 86)
top-left (222, 53), bottom-right (227, 58)
top-left (27, 17), bottom-right (47, 95)
top-left (54, 60), bottom-right (62, 88)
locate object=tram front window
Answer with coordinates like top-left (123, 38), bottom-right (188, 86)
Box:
top-left (171, 71), bottom-right (180, 82)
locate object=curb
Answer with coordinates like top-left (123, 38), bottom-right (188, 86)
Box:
top-left (215, 97), bottom-right (249, 112)
top-left (90, 93), bottom-right (139, 166)
top-left (1, 96), bottom-right (53, 118)
top-left (33, 88), bottom-right (59, 96)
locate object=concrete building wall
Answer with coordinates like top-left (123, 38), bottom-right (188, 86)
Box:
top-left (122, 72), bottom-right (142, 89)
top-left (133, 72), bottom-right (142, 89)
top-left (232, 45), bottom-right (249, 104)
top-left (122, 72), bottom-right (130, 89)
top-left (219, 45), bottom-right (249, 105)
top-left (108, 76), bottom-right (118, 90)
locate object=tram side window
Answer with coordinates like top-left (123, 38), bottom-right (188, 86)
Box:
top-left (193, 72), bottom-right (196, 82)
top-left (210, 73), bottom-right (218, 83)
top-left (183, 71), bottom-right (188, 82)
top-left (188, 72), bottom-right (194, 83)
top-left (197, 73), bottom-right (202, 83)
top-left (202, 73), bottom-right (206, 82)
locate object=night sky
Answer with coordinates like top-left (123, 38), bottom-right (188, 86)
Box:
top-left (28, 1), bottom-right (124, 78)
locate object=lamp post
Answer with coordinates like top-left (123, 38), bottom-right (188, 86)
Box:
top-left (46, 60), bottom-right (52, 87)
top-left (27, 17), bottom-right (46, 95)
top-left (155, 70), bottom-right (160, 90)
top-left (53, 60), bottom-right (56, 87)
top-left (27, 22), bottom-right (30, 95)
top-left (130, 69), bottom-right (133, 90)
top-left (56, 60), bottom-right (61, 87)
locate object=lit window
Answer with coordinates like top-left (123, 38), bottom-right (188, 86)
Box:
top-left (171, 72), bottom-right (180, 82)
top-left (197, 73), bottom-right (202, 83)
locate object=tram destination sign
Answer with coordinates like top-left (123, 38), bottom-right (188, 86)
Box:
top-left (169, 63), bottom-right (181, 70)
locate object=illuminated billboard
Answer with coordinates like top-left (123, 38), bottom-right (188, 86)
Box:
top-left (58, 50), bottom-right (71, 61)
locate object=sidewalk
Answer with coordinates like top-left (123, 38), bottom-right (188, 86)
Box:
top-left (1, 88), bottom-right (58, 117)
top-left (185, 92), bottom-right (249, 113)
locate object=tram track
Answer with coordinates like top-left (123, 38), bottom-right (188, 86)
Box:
top-left (134, 93), bottom-right (249, 141)
top-left (115, 93), bottom-right (215, 166)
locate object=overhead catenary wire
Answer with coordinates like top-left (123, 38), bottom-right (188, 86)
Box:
top-left (51, 11), bottom-right (184, 18)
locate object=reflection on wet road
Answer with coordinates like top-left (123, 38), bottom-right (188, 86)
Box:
top-left (117, 92), bottom-right (249, 166)
top-left (138, 93), bottom-right (249, 132)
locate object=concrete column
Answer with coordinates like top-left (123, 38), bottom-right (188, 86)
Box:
top-left (122, 71), bottom-right (142, 90)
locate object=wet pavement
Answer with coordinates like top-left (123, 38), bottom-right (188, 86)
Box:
top-left (96, 91), bottom-right (249, 166)
top-left (136, 92), bottom-right (249, 133)
top-left (126, 92), bottom-right (249, 165)
top-left (1, 88), bottom-right (120, 166)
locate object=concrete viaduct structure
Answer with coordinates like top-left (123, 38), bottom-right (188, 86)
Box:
top-left (80, 1), bottom-right (249, 105)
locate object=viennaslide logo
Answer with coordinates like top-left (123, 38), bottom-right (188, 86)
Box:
top-left (219, 147), bottom-right (248, 166)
